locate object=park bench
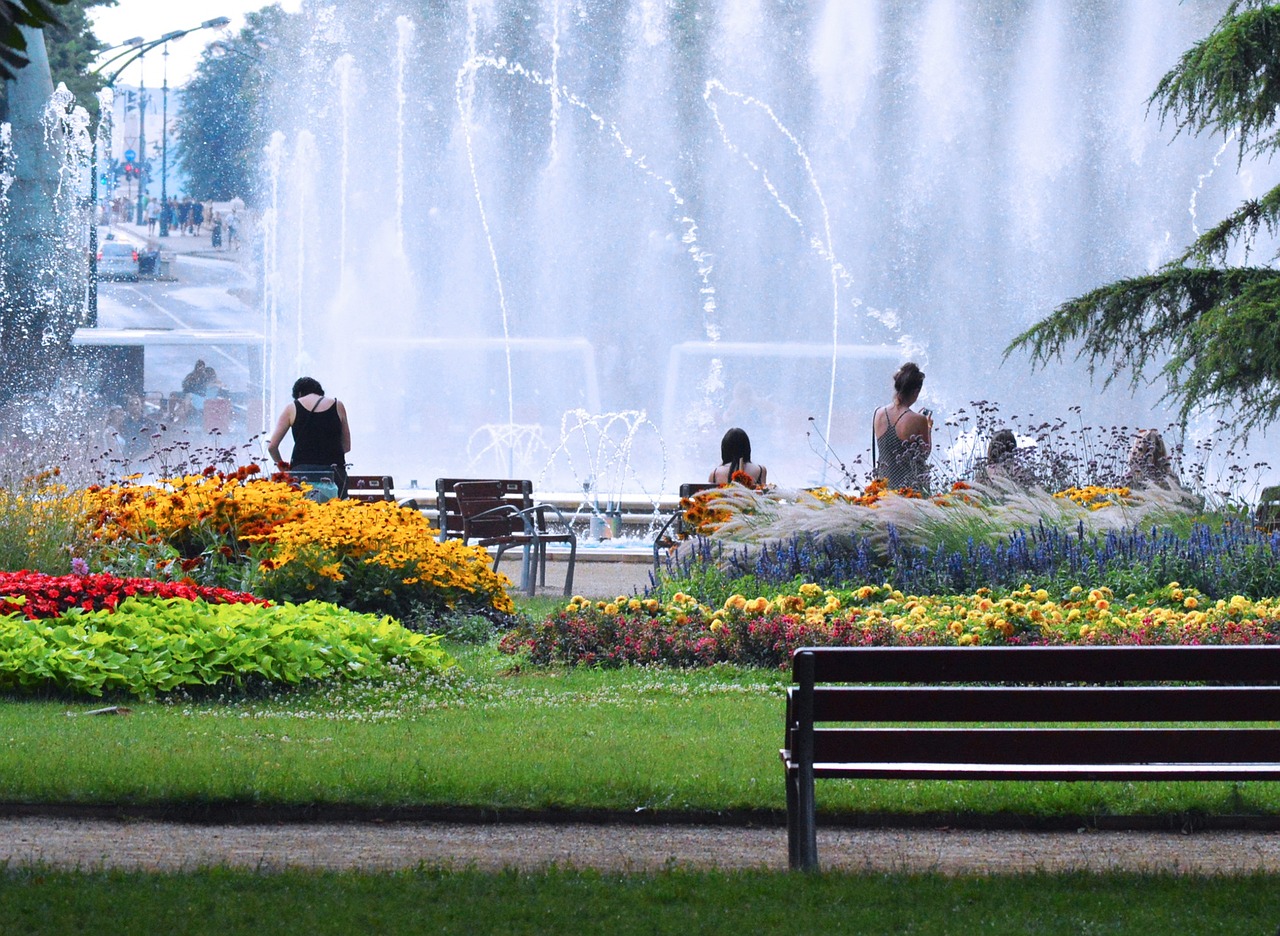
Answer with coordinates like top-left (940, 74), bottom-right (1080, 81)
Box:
top-left (346, 474), bottom-right (396, 504)
top-left (652, 482), bottom-right (716, 569)
top-left (782, 644), bottom-right (1280, 870)
top-left (435, 477), bottom-right (577, 596)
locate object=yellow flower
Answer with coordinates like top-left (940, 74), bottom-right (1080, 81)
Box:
top-left (1183, 596), bottom-right (1198, 610)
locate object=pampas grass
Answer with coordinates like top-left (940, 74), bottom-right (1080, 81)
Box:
top-left (682, 480), bottom-right (1200, 560)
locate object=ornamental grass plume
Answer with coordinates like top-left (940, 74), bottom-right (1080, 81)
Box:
top-left (675, 478), bottom-right (1199, 560)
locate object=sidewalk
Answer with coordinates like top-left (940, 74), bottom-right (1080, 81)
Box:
top-left (4, 816), bottom-right (1279, 873)
top-left (496, 553), bottom-right (656, 599)
top-left (103, 220), bottom-right (243, 261)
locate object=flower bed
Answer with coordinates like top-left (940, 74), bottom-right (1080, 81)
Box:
top-left (500, 582), bottom-right (1280, 669)
top-left (0, 569), bottom-right (265, 619)
top-left (81, 467), bottom-right (513, 618)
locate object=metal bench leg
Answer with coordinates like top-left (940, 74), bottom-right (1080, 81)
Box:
top-left (786, 766), bottom-right (801, 870)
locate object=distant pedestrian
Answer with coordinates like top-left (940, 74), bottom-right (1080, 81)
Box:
top-left (211, 213), bottom-right (222, 249)
top-left (145, 200), bottom-right (159, 234)
top-left (226, 209), bottom-right (239, 250)
top-left (192, 201), bottom-right (205, 235)
top-left (177, 199), bottom-right (191, 235)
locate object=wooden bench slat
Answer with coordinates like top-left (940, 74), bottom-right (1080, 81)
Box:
top-left (808, 727), bottom-right (1280, 765)
top-left (783, 759), bottom-right (1280, 782)
top-left (803, 686), bottom-right (1280, 722)
top-left (801, 645), bottom-right (1280, 684)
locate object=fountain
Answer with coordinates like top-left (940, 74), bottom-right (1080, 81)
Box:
top-left (256, 0), bottom-right (1280, 494)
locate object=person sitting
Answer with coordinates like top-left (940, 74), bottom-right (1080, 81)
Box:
top-left (709, 427), bottom-right (767, 485)
top-left (266, 376), bottom-right (352, 496)
top-left (1127, 428), bottom-right (1175, 488)
top-left (872, 362), bottom-right (932, 492)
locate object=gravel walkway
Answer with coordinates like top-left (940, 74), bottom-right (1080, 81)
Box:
top-left (4, 818), bottom-right (1280, 874)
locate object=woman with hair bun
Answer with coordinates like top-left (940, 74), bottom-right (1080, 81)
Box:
top-left (872, 362), bottom-right (932, 492)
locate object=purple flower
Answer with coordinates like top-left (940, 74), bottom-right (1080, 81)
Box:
top-left (70, 557), bottom-right (89, 576)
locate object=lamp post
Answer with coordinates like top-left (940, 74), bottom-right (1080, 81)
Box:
top-left (159, 43), bottom-right (171, 236)
top-left (88, 17), bottom-right (232, 314)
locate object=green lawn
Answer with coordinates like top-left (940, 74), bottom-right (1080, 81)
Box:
top-left (1, 868), bottom-right (1276, 935)
top-left (1, 642), bottom-right (1277, 822)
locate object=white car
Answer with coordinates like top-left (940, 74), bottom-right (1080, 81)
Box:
top-left (97, 241), bottom-right (140, 281)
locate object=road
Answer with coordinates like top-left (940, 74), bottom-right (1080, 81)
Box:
top-left (95, 227), bottom-right (260, 400)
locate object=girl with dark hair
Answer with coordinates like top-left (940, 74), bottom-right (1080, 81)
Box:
top-left (872, 362), bottom-right (932, 491)
top-left (709, 427), bottom-right (768, 485)
top-left (266, 376), bottom-right (352, 496)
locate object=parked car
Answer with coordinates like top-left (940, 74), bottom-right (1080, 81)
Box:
top-left (97, 241), bottom-right (140, 281)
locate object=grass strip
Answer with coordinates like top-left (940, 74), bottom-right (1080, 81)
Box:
top-left (2, 867), bottom-right (1277, 935)
top-left (0, 644), bottom-right (1278, 819)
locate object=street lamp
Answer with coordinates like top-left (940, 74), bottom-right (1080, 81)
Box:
top-left (87, 17), bottom-right (232, 318)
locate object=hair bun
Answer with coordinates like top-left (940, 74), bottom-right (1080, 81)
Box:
top-left (893, 362), bottom-right (925, 396)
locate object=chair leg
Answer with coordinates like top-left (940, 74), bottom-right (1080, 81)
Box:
top-left (520, 542), bottom-right (534, 596)
top-left (562, 538), bottom-right (576, 596)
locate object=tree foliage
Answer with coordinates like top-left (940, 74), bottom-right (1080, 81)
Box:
top-left (0, 0), bottom-right (111, 120)
top-left (172, 6), bottom-right (286, 204)
top-left (1006, 1), bottom-right (1280, 437)
top-left (0, 0), bottom-right (72, 80)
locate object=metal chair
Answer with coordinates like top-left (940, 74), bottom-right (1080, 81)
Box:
top-left (448, 479), bottom-right (577, 596)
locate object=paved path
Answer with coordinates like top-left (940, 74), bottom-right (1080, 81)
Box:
top-left (4, 818), bottom-right (1279, 873)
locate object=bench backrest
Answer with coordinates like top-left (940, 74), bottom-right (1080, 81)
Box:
top-left (787, 646), bottom-right (1280, 771)
top-left (435, 477), bottom-right (532, 543)
top-left (346, 474), bottom-right (395, 503)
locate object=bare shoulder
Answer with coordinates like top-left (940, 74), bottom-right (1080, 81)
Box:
top-left (900, 411), bottom-right (930, 438)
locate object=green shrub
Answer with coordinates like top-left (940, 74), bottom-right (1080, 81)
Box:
top-left (0, 597), bottom-right (454, 698)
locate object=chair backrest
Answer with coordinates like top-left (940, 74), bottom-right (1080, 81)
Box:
top-left (289, 467), bottom-right (339, 504)
top-left (680, 482), bottom-right (716, 500)
top-left (347, 474), bottom-right (395, 503)
top-left (435, 478), bottom-right (533, 542)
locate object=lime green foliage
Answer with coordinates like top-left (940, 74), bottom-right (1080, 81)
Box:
top-left (1, 868), bottom-right (1277, 935)
top-left (0, 598), bottom-right (453, 698)
top-left (1006, 2), bottom-right (1280, 436)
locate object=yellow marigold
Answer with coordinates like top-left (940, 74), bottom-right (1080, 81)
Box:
top-left (745, 597), bottom-right (771, 615)
top-left (604, 603), bottom-right (619, 615)
top-left (724, 594), bottom-right (747, 612)
top-left (1183, 596), bottom-right (1198, 610)
top-left (710, 620), bottom-right (725, 633)
top-left (799, 583), bottom-right (823, 597)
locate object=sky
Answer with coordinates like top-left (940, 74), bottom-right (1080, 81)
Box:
top-left (89, 0), bottom-right (301, 87)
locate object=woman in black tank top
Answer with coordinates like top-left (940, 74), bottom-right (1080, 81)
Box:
top-left (266, 376), bottom-right (352, 495)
